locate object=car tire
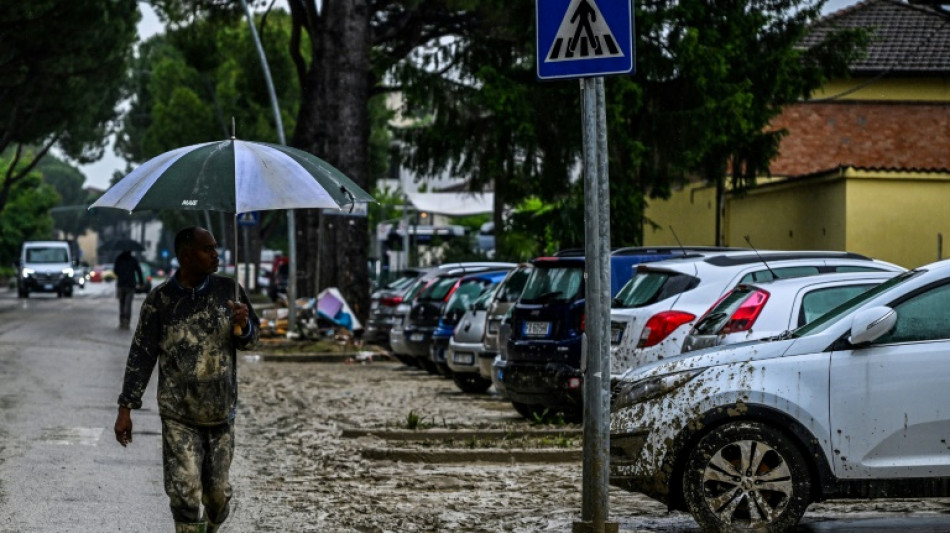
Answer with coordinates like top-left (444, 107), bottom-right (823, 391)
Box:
top-left (682, 421), bottom-right (812, 532)
top-left (511, 401), bottom-right (543, 420)
top-left (452, 374), bottom-right (492, 394)
top-left (420, 358), bottom-right (440, 375)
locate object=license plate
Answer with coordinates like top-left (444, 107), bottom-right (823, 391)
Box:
top-left (523, 321), bottom-right (550, 336)
top-left (43, 284), bottom-right (54, 290)
top-left (409, 333), bottom-right (425, 342)
top-left (452, 352), bottom-right (475, 365)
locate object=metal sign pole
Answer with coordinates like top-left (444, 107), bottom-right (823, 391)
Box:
top-left (575, 76), bottom-right (615, 533)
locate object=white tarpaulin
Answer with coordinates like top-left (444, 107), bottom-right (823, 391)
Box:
top-left (406, 192), bottom-right (493, 216)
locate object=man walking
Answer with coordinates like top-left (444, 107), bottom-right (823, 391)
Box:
top-left (114, 227), bottom-right (260, 533)
top-left (113, 249), bottom-right (144, 329)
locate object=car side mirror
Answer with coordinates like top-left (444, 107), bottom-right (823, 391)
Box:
top-left (848, 306), bottom-right (897, 346)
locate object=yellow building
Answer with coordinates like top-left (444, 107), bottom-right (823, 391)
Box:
top-left (642, 0), bottom-right (950, 269)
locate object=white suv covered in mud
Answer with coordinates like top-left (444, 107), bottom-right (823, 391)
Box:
top-left (610, 261), bottom-right (950, 531)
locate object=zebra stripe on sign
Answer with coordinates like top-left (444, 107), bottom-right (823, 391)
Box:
top-left (546, 0), bottom-right (624, 62)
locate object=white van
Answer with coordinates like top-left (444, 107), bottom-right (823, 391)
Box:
top-left (16, 241), bottom-right (75, 298)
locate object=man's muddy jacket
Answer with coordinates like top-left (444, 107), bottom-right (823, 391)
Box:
top-left (118, 273), bottom-right (260, 426)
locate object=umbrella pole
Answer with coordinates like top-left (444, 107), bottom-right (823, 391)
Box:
top-left (233, 213), bottom-right (242, 335)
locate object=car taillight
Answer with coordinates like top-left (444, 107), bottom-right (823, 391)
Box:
top-left (720, 289), bottom-right (769, 334)
top-left (380, 296), bottom-right (403, 307)
top-left (579, 312), bottom-right (586, 333)
top-left (638, 311), bottom-right (696, 348)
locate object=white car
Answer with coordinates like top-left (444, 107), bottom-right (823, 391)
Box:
top-left (681, 270), bottom-right (901, 353)
top-left (609, 251), bottom-right (904, 377)
top-left (609, 262), bottom-right (950, 531)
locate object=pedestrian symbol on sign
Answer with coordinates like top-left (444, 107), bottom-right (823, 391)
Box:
top-left (546, 0), bottom-right (623, 62)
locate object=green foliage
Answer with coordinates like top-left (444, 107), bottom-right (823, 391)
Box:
top-left (529, 408), bottom-right (567, 427)
top-left (0, 154), bottom-right (59, 266)
top-left (405, 410), bottom-right (428, 430)
top-left (0, 1), bottom-right (138, 221)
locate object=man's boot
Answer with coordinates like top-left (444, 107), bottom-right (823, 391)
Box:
top-left (174, 522), bottom-right (207, 533)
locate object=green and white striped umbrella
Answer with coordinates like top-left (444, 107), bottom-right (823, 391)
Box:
top-left (90, 139), bottom-right (374, 213)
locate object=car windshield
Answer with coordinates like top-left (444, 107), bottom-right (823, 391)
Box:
top-left (445, 279), bottom-right (490, 315)
top-left (420, 276), bottom-right (459, 300)
top-left (26, 247), bottom-right (69, 263)
top-left (613, 270), bottom-right (698, 308)
top-left (495, 268), bottom-right (532, 303)
top-left (382, 272), bottom-right (419, 291)
top-left (792, 269), bottom-right (922, 337)
top-left (520, 266), bottom-right (583, 303)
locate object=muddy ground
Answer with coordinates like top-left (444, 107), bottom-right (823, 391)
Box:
top-left (226, 355), bottom-right (950, 532)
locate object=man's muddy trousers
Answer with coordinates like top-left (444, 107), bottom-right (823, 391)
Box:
top-left (162, 418), bottom-right (234, 533)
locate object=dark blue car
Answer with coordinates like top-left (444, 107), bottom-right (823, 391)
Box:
top-left (500, 246), bottom-right (737, 419)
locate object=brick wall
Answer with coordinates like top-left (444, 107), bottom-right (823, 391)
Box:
top-left (768, 101), bottom-right (950, 176)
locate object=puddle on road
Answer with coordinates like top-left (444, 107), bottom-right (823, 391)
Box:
top-left (39, 427), bottom-right (103, 446)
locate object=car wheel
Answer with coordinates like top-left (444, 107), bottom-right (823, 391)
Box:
top-left (683, 421), bottom-right (812, 532)
top-left (17, 289), bottom-right (28, 299)
top-left (452, 374), bottom-right (492, 394)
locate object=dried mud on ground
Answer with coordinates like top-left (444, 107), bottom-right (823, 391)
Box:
top-left (225, 358), bottom-right (950, 533)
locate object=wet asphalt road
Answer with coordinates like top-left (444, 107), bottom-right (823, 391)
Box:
top-left (2, 282), bottom-right (950, 532)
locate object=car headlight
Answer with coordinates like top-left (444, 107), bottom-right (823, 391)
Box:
top-left (63, 268), bottom-right (74, 277)
top-left (21, 268), bottom-right (35, 278)
top-left (611, 368), bottom-right (704, 412)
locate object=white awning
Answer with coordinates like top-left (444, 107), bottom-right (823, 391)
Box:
top-left (406, 192), bottom-right (493, 216)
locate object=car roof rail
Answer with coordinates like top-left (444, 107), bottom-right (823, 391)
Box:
top-left (704, 251), bottom-right (871, 266)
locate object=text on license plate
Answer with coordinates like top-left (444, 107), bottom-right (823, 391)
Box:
top-left (523, 321), bottom-right (551, 336)
top-left (409, 333), bottom-right (425, 342)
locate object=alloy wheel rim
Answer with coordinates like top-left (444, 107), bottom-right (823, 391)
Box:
top-left (701, 439), bottom-right (794, 527)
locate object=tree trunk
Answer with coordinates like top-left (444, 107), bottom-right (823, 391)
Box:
top-left (291, 0), bottom-right (371, 323)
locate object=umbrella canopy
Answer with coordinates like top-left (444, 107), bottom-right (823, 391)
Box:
top-left (90, 139), bottom-right (374, 214)
top-left (100, 238), bottom-right (145, 252)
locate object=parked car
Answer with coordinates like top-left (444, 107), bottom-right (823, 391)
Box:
top-left (402, 263), bottom-right (517, 373)
top-left (430, 269), bottom-right (514, 376)
top-left (500, 247), bottom-right (738, 420)
top-left (389, 276), bottom-right (436, 367)
top-left (387, 262), bottom-right (518, 366)
top-left (609, 251), bottom-right (905, 378)
top-left (479, 264), bottom-right (533, 382)
top-left (609, 262), bottom-right (950, 531)
top-left (365, 268), bottom-right (435, 348)
top-left (442, 270), bottom-right (514, 390)
top-left (682, 270), bottom-right (900, 353)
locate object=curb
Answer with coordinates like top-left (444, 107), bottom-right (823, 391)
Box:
top-left (247, 353), bottom-right (395, 363)
top-left (342, 428), bottom-right (583, 441)
top-left (360, 447), bottom-right (581, 463)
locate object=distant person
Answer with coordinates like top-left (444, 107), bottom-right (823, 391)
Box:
top-left (114, 226), bottom-right (260, 533)
top-left (113, 249), bottom-right (144, 330)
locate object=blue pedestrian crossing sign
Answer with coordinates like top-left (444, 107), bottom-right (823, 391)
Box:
top-left (536, 0), bottom-right (634, 80)
top-left (236, 211), bottom-right (260, 227)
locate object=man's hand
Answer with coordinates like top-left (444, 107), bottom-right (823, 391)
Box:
top-left (115, 407), bottom-right (133, 447)
top-left (227, 300), bottom-right (249, 329)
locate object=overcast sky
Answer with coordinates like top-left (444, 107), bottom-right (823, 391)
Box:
top-left (78, 0), bottom-right (861, 189)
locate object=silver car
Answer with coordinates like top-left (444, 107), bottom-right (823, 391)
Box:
top-left (446, 285), bottom-right (501, 392)
top-left (480, 264), bottom-right (532, 380)
top-left (682, 271), bottom-right (901, 352)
